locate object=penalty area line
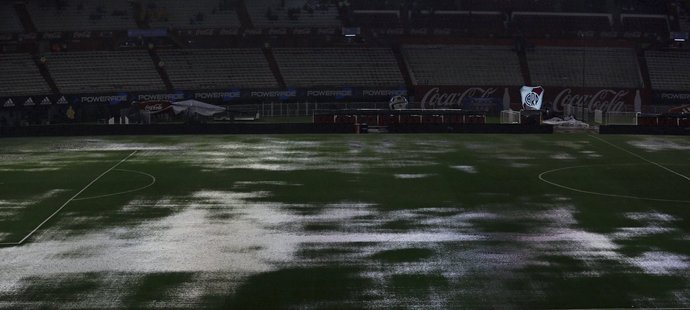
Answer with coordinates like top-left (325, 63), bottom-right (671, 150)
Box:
top-left (0, 150), bottom-right (138, 247)
top-left (589, 135), bottom-right (690, 183)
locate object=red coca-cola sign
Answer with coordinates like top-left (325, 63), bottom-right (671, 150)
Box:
top-left (549, 88), bottom-right (634, 112)
top-left (137, 100), bottom-right (171, 113)
top-left (418, 86), bottom-right (504, 109)
top-left (416, 86), bottom-right (643, 112)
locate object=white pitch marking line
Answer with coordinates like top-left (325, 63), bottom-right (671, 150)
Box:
top-left (538, 165), bottom-right (690, 204)
top-left (589, 134), bottom-right (690, 183)
top-left (0, 150), bottom-right (138, 247)
top-left (72, 168), bottom-right (156, 201)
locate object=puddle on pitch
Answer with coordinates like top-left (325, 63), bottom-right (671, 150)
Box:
top-left (629, 138), bottom-right (690, 152)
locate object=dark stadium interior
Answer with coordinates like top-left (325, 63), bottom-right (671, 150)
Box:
top-left (3, 1), bottom-right (690, 309)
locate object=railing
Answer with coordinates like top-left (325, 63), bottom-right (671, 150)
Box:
top-left (244, 101), bottom-right (393, 118)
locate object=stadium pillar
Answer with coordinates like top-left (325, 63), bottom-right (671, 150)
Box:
top-left (262, 46), bottom-right (286, 88)
top-left (13, 2), bottom-right (36, 33)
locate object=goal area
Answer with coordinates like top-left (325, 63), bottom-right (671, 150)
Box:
top-left (500, 110), bottom-right (521, 124)
top-left (596, 110), bottom-right (640, 125)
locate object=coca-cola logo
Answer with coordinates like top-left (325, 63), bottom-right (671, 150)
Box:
top-left (145, 103), bottom-right (164, 111)
top-left (138, 100), bottom-right (171, 112)
top-left (552, 88), bottom-right (629, 112)
top-left (420, 87), bottom-right (497, 109)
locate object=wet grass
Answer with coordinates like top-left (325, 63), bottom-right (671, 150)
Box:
top-left (123, 273), bottom-right (195, 308)
top-left (0, 134), bottom-right (689, 308)
top-left (388, 274), bottom-right (450, 295)
top-left (224, 267), bottom-right (371, 309)
top-left (370, 248), bottom-right (435, 262)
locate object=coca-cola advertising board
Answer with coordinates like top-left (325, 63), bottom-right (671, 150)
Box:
top-left (416, 86), bottom-right (515, 110)
top-left (415, 86), bottom-right (644, 112)
top-left (137, 100), bottom-right (172, 113)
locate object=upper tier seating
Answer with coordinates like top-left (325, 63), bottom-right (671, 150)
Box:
top-left (246, 0), bottom-right (340, 28)
top-left (145, 0), bottom-right (241, 29)
top-left (352, 10), bottom-right (402, 28)
top-left (527, 46), bottom-right (642, 88)
top-left (402, 45), bottom-right (523, 86)
top-left (512, 13), bottom-right (612, 36)
top-left (409, 11), bottom-right (505, 36)
top-left (158, 48), bottom-right (278, 89)
top-left (458, 0), bottom-right (608, 13)
top-left (621, 15), bottom-right (669, 36)
top-left (273, 48), bottom-right (405, 87)
top-left (0, 2), bottom-right (24, 33)
top-left (26, 0), bottom-right (136, 31)
top-left (45, 51), bottom-right (165, 93)
top-left (645, 51), bottom-right (690, 91)
top-left (352, 11), bottom-right (401, 28)
top-left (0, 54), bottom-right (51, 96)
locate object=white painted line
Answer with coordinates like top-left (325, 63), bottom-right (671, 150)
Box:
top-left (0, 150), bottom-right (138, 247)
top-left (589, 134), bottom-right (690, 183)
top-left (72, 168), bottom-right (156, 201)
top-left (539, 165), bottom-right (690, 204)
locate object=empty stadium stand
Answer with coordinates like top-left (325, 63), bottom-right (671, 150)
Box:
top-left (455, 0), bottom-right (606, 13)
top-left (409, 11), bottom-right (505, 36)
top-left (620, 14), bottom-right (670, 36)
top-left (645, 51), bottom-right (690, 91)
top-left (352, 10), bottom-right (401, 28)
top-left (158, 48), bottom-right (279, 89)
top-left (245, 0), bottom-right (340, 28)
top-left (273, 48), bottom-right (405, 87)
top-left (45, 51), bottom-right (165, 93)
top-left (349, 0), bottom-right (407, 10)
top-left (145, 0), bottom-right (241, 29)
top-left (402, 45), bottom-right (523, 86)
top-left (25, 0), bottom-right (137, 31)
top-left (0, 2), bottom-right (25, 33)
top-left (0, 54), bottom-right (51, 96)
top-left (512, 12), bottom-right (612, 36)
top-left (527, 46), bottom-right (643, 88)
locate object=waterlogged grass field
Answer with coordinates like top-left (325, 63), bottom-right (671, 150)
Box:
top-left (1, 133), bottom-right (689, 308)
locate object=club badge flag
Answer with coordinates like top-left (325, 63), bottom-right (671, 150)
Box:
top-left (520, 86), bottom-right (544, 110)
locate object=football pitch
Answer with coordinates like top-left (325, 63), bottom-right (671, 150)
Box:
top-left (0, 133), bottom-right (689, 308)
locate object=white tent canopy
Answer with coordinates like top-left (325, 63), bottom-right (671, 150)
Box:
top-left (172, 99), bottom-right (225, 116)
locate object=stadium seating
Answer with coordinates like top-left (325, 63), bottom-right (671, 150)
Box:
top-left (527, 46), bottom-right (642, 88)
top-left (349, 0), bottom-right (405, 10)
top-left (352, 11), bottom-right (401, 28)
top-left (645, 51), bottom-right (690, 91)
top-left (512, 13), bottom-right (612, 36)
top-left (0, 54), bottom-right (51, 96)
top-left (158, 48), bottom-right (279, 89)
top-left (25, 0), bottom-right (136, 31)
top-left (402, 45), bottom-right (523, 86)
top-left (273, 48), bottom-right (405, 87)
top-left (145, 0), bottom-right (241, 29)
top-left (456, 0), bottom-right (606, 13)
top-left (620, 15), bottom-right (669, 36)
top-left (45, 51), bottom-right (165, 93)
top-left (245, 0), bottom-right (340, 28)
top-left (409, 11), bottom-right (505, 36)
top-left (0, 2), bottom-right (24, 33)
